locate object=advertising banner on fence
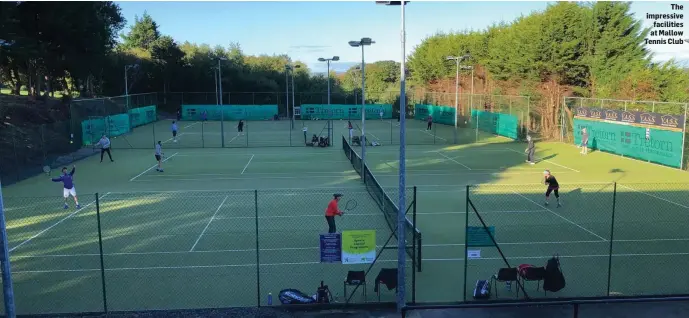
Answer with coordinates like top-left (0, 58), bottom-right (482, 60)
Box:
top-left (414, 104), bottom-right (456, 125)
top-left (471, 110), bottom-right (519, 140)
top-left (300, 104), bottom-right (393, 120)
top-left (181, 105), bottom-right (279, 121)
top-left (573, 118), bottom-right (683, 168)
top-left (319, 233), bottom-right (342, 263)
top-left (574, 107), bottom-right (685, 131)
top-left (341, 230), bottom-right (376, 264)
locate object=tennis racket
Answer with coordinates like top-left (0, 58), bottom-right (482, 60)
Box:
top-left (43, 165), bottom-right (51, 176)
top-left (344, 199), bottom-right (358, 212)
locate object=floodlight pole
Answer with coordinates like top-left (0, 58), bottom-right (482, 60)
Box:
top-left (319, 57), bottom-right (339, 145)
top-left (291, 68), bottom-right (296, 129)
top-left (327, 60), bottom-right (332, 144)
top-left (397, 2), bottom-right (407, 311)
top-left (453, 58), bottom-right (459, 143)
top-left (124, 65), bottom-right (131, 111)
top-left (218, 58), bottom-right (225, 147)
top-left (0, 180), bottom-right (16, 318)
top-left (213, 67), bottom-right (219, 105)
top-left (376, 1), bottom-right (409, 312)
top-left (360, 46), bottom-right (367, 165)
top-left (285, 68), bottom-right (289, 122)
top-left (349, 40), bottom-right (373, 167)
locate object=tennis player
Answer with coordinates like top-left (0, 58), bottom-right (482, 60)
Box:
top-left (51, 166), bottom-right (80, 209)
top-left (155, 141), bottom-right (164, 172)
top-left (525, 135), bottom-right (536, 165)
top-left (580, 127), bottom-right (589, 155)
top-left (379, 108), bottom-right (384, 121)
top-left (238, 120), bottom-right (245, 135)
top-left (95, 134), bottom-right (114, 163)
top-left (348, 121), bottom-right (353, 141)
top-left (171, 121), bottom-right (179, 142)
top-left (427, 115), bottom-right (433, 130)
top-left (324, 193), bottom-right (344, 233)
top-left (544, 170), bottom-right (561, 207)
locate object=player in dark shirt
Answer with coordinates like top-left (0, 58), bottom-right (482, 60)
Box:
top-left (544, 170), bottom-right (561, 207)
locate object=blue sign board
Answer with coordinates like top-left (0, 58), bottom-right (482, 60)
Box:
top-left (320, 233), bottom-right (342, 263)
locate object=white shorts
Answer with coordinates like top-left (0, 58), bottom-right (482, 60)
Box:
top-left (63, 187), bottom-right (76, 198)
top-left (349, 129), bottom-right (353, 139)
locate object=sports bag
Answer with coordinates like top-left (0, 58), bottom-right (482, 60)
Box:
top-left (473, 279), bottom-right (491, 299)
top-left (543, 256), bottom-right (566, 292)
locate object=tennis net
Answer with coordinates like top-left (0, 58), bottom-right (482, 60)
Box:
top-left (342, 135), bottom-right (363, 177)
top-left (341, 136), bottom-right (422, 270)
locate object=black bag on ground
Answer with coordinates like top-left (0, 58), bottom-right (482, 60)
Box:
top-left (543, 255), bottom-right (566, 292)
top-left (473, 279), bottom-right (491, 299)
top-left (278, 289), bottom-right (315, 304)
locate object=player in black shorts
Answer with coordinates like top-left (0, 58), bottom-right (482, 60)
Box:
top-left (544, 170), bottom-right (561, 207)
top-left (237, 120), bottom-right (244, 135)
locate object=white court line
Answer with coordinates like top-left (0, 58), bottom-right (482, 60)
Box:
top-left (227, 134), bottom-right (240, 144)
top-left (617, 184), bottom-right (689, 210)
top-left (9, 192), bottom-right (112, 253)
top-left (367, 132), bottom-right (380, 140)
top-left (12, 251), bottom-right (689, 274)
top-left (189, 196), bottom-right (229, 251)
top-left (506, 148), bottom-right (580, 173)
top-left (510, 190), bottom-right (608, 241)
top-left (240, 154), bottom-right (255, 174)
top-left (162, 133), bottom-right (185, 144)
top-left (13, 238), bottom-right (689, 259)
top-left (419, 129), bottom-right (447, 141)
top-left (129, 152), bottom-right (179, 182)
top-left (436, 151), bottom-right (472, 170)
top-left (183, 122), bottom-right (200, 129)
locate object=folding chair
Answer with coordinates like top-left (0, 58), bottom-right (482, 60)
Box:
top-left (519, 265), bottom-right (547, 296)
top-left (374, 268), bottom-right (398, 301)
top-left (343, 271), bottom-right (366, 303)
top-left (491, 267), bottom-right (519, 298)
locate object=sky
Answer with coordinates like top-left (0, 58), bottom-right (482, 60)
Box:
top-left (115, 1), bottom-right (689, 73)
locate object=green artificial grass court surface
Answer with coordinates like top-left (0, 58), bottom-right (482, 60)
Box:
top-left (2, 119), bottom-right (689, 314)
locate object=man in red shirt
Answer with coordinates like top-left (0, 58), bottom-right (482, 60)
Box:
top-left (325, 193), bottom-right (344, 233)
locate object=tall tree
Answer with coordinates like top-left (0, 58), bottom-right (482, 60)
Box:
top-left (120, 12), bottom-right (160, 51)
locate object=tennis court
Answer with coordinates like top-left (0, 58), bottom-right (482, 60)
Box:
top-left (3, 118), bottom-right (689, 314)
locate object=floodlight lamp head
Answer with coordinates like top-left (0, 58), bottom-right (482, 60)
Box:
top-left (348, 41), bottom-right (361, 47)
top-left (360, 38), bottom-right (374, 45)
top-left (332, 56), bottom-right (340, 61)
top-left (318, 58), bottom-right (326, 62)
top-left (446, 56), bottom-right (455, 61)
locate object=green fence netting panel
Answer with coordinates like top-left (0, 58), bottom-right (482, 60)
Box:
top-left (300, 104), bottom-right (393, 120)
top-left (80, 114), bottom-right (131, 145)
top-left (129, 105), bottom-right (157, 127)
top-left (414, 104), bottom-right (456, 125)
top-left (181, 105), bottom-right (279, 121)
top-left (573, 118), bottom-right (683, 168)
top-left (471, 110), bottom-right (518, 140)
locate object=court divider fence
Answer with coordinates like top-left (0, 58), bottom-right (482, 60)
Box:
top-left (2, 187), bottom-right (418, 315)
top-left (5, 181), bottom-right (689, 314)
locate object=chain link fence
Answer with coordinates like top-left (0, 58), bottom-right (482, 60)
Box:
top-left (3, 188), bottom-right (418, 315)
top-left (462, 182), bottom-right (689, 302)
